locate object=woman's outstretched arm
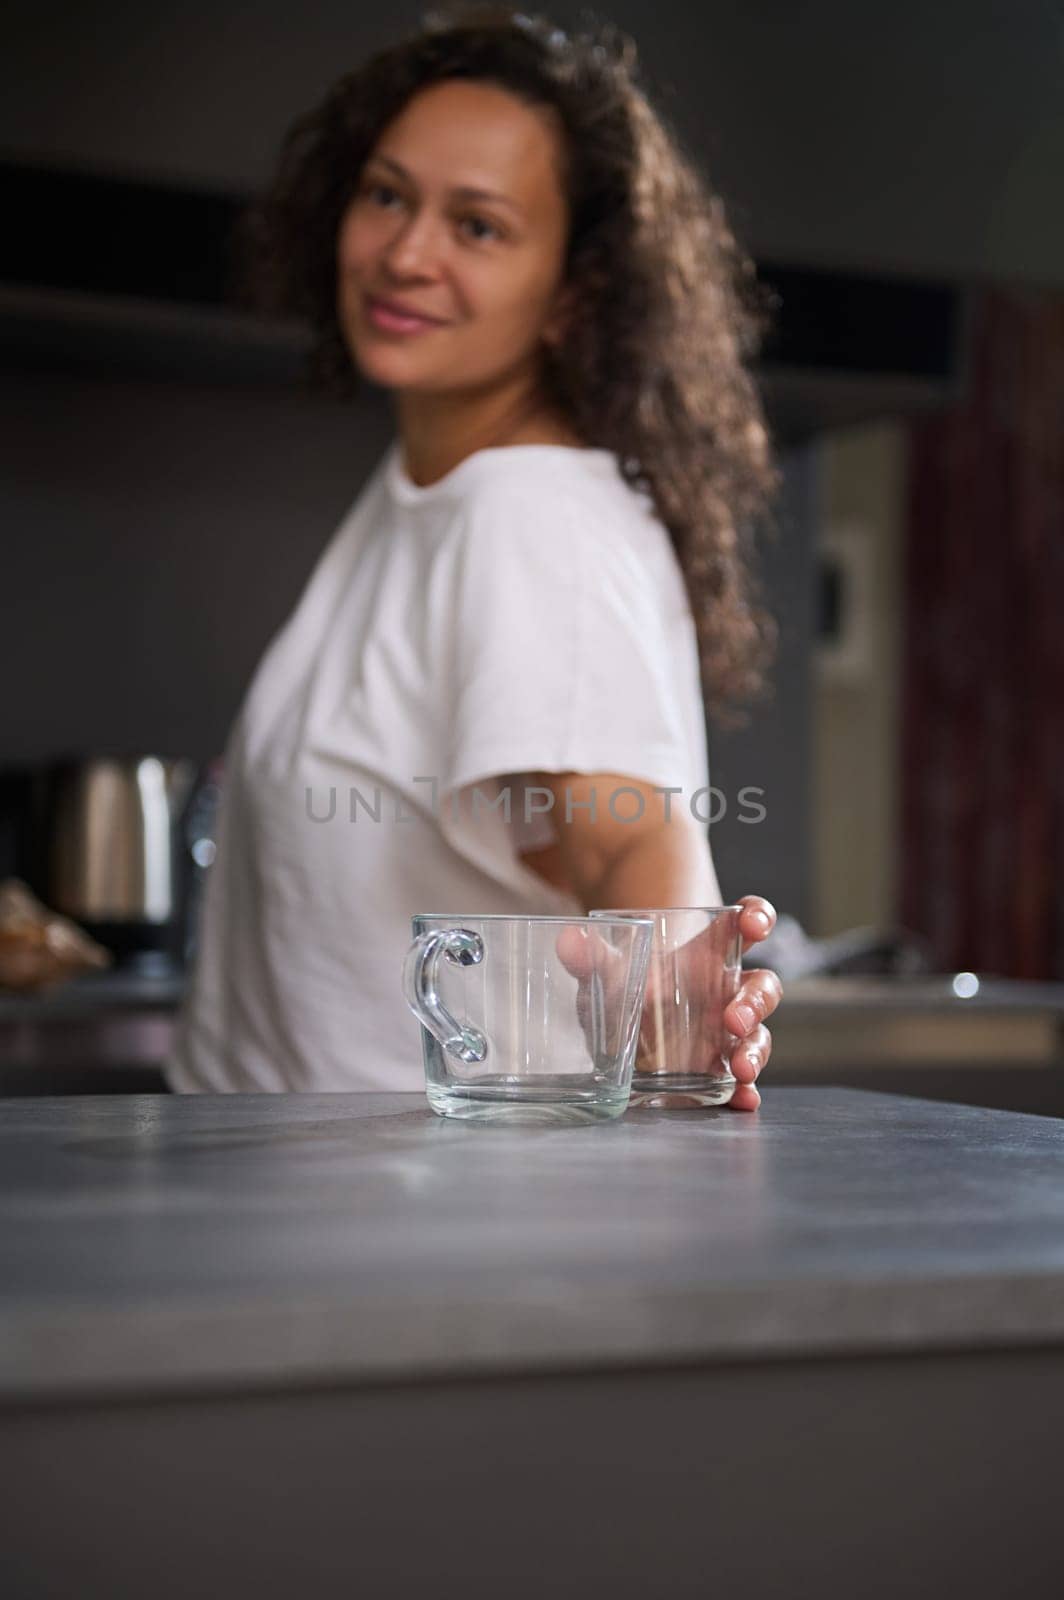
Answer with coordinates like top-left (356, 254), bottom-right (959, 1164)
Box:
top-left (529, 770), bottom-right (782, 1111)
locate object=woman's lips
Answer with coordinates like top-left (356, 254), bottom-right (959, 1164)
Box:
top-left (364, 295), bottom-right (447, 335)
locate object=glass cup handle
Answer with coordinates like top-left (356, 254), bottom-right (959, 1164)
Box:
top-left (402, 928), bottom-right (488, 1064)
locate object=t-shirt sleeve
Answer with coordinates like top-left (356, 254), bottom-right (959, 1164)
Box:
top-left (440, 480), bottom-right (696, 803)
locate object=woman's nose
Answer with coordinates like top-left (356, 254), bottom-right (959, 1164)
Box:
top-left (384, 213), bottom-right (444, 276)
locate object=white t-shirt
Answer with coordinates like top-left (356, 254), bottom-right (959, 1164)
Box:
top-left (165, 438), bottom-right (710, 1093)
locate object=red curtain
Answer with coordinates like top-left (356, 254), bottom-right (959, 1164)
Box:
top-left (902, 284), bottom-right (1064, 980)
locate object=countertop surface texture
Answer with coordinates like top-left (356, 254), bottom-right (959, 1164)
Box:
top-left (2, 1086), bottom-right (1063, 1401)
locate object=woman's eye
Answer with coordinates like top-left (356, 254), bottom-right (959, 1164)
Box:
top-left (364, 182), bottom-right (400, 207)
top-left (459, 215), bottom-right (502, 243)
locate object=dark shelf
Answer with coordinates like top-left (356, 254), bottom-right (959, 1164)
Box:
top-left (1, 160), bottom-right (969, 433)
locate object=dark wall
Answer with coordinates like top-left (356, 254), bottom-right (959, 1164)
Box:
top-left (0, 371), bottom-right (392, 762)
top-left (708, 444), bottom-right (817, 915)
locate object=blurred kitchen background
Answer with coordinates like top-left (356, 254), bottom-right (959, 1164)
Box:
top-left (2, 0), bottom-right (1063, 1104)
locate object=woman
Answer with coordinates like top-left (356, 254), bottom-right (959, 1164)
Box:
top-left (167, 4), bottom-right (783, 1108)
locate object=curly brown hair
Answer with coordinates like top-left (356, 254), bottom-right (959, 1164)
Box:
top-left (243, 3), bottom-right (781, 726)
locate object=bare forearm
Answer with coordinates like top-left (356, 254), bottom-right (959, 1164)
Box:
top-left (530, 772), bottom-right (725, 911)
top-left (581, 821), bottom-right (722, 911)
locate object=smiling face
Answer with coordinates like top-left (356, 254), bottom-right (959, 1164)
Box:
top-left (336, 79), bottom-right (575, 397)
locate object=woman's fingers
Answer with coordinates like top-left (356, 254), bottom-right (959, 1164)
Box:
top-left (555, 925), bottom-right (635, 1042)
top-left (728, 1080), bottom-right (762, 1112)
top-left (555, 925), bottom-right (628, 994)
top-left (677, 900), bottom-right (774, 999)
top-left (554, 924), bottom-right (598, 982)
top-left (728, 1021), bottom-right (771, 1085)
top-left (727, 1021), bottom-right (767, 1112)
top-left (737, 895), bottom-right (777, 955)
top-left (725, 968), bottom-right (783, 1037)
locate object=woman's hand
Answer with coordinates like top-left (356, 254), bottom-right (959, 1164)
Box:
top-left (555, 895), bottom-right (782, 1113)
top-left (725, 896), bottom-right (783, 1112)
top-left (519, 772), bottom-right (782, 1110)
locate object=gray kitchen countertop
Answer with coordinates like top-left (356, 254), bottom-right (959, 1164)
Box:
top-left (0, 967), bottom-right (185, 1019)
top-left (2, 1086), bottom-right (1063, 1402)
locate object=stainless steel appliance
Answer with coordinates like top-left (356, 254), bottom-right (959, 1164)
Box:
top-left (46, 756), bottom-right (198, 972)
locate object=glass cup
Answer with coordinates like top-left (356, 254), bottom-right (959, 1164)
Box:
top-left (589, 906), bottom-right (744, 1108)
top-left (402, 913), bottom-right (653, 1123)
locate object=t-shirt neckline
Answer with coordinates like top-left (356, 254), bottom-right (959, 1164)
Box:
top-left (385, 438), bottom-right (616, 507)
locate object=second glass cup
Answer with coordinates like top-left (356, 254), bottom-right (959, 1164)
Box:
top-left (589, 906), bottom-right (744, 1108)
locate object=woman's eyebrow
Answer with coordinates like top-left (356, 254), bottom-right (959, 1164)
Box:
top-left (366, 153), bottom-right (525, 214)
